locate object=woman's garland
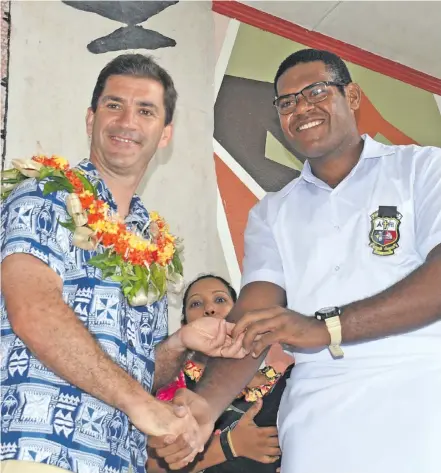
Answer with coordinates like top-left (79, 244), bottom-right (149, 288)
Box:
top-left (1, 156), bottom-right (184, 306)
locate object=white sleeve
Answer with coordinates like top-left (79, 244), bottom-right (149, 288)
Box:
top-left (241, 197), bottom-right (285, 289)
top-left (414, 146), bottom-right (441, 259)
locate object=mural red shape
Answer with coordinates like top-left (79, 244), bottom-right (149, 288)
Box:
top-left (356, 92), bottom-right (417, 145)
top-left (215, 153), bottom-right (258, 270)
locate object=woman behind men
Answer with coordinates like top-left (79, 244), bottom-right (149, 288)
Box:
top-left (148, 274), bottom-right (293, 473)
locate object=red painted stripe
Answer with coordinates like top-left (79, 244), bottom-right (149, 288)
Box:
top-left (213, 0), bottom-right (441, 95)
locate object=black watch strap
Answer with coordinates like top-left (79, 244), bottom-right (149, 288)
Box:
top-left (220, 430), bottom-right (236, 461)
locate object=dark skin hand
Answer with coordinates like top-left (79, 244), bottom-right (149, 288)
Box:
top-left (233, 244), bottom-right (441, 356)
top-left (148, 282), bottom-right (286, 470)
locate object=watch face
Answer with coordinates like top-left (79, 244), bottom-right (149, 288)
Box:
top-left (315, 307), bottom-right (341, 320)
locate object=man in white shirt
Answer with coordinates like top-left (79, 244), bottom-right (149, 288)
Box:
top-left (150, 49), bottom-right (441, 473)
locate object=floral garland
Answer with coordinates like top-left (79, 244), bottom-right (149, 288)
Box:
top-left (183, 360), bottom-right (280, 402)
top-left (1, 155), bottom-right (184, 306)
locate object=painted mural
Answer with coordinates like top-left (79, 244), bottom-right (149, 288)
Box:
top-left (62, 1), bottom-right (179, 54)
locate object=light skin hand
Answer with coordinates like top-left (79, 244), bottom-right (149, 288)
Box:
top-left (233, 306), bottom-right (329, 357)
top-left (231, 397), bottom-right (281, 463)
top-left (127, 396), bottom-right (204, 453)
top-left (178, 317), bottom-right (248, 358)
top-left (153, 317), bottom-right (248, 391)
top-left (148, 389), bottom-right (215, 470)
top-left (2, 254), bottom-right (171, 436)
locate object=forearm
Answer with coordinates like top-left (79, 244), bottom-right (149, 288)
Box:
top-left (341, 245), bottom-right (441, 342)
top-left (10, 290), bottom-right (150, 413)
top-left (3, 256), bottom-right (152, 415)
top-left (196, 282), bottom-right (285, 419)
top-left (153, 331), bottom-right (188, 391)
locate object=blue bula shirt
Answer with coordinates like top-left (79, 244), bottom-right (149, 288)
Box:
top-left (0, 159), bottom-right (168, 473)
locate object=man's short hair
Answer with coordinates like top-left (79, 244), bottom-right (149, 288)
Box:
top-left (91, 54), bottom-right (177, 125)
top-left (274, 49), bottom-right (352, 95)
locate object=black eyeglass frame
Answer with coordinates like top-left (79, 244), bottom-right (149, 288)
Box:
top-left (273, 81), bottom-right (347, 114)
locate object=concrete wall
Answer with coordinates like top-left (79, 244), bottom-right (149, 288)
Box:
top-left (3, 0), bottom-right (228, 333)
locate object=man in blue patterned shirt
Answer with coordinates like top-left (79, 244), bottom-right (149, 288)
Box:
top-left (1, 55), bottom-right (245, 473)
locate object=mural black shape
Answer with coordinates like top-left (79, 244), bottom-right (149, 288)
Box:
top-left (63, 1), bottom-right (178, 54)
top-left (215, 75), bottom-right (299, 193)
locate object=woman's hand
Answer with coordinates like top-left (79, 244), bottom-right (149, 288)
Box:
top-left (178, 317), bottom-right (248, 358)
top-left (230, 398), bottom-right (281, 463)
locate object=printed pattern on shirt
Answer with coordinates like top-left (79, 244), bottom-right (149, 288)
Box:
top-left (1, 159), bottom-right (169, 473)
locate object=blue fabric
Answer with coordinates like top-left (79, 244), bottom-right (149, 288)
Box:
top-left (1, 159), bottom-right (168, 473)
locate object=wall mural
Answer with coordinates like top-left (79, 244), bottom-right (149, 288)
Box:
top-left (63, 1), bottom-right (179, 54)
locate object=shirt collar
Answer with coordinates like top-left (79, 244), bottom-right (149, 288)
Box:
top-left (299, 134), bottom-right (395, 186)
top-left (75, 159), bottom-right (148, 228)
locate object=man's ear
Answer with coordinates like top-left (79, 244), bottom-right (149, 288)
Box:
top-left (86, 107), bottom-right (95, 138)
top-left (346, 82), bottom-right (362, 112)
top-left (157, 123), bottom-right (173, 149)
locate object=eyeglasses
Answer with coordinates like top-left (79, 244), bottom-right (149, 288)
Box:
top-left (273, 81), bottom-right (346, 115)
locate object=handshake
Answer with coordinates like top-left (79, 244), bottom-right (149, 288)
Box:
top-left (144, 388), bottom-right (215, 470)
top-left (135, 306), bottom-right (321, 469)
top-left (138, 316), bottom-right (249, 469)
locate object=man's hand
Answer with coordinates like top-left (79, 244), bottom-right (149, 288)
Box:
top-left (148, 389), bottom-right (215, 470)
top-left (231, 397), bottom-right (281, 463)
top-left (232, 306), bottom-right (329, 357)
top-left (126, 396), bottom-right (204, 455)
top-left (178, 317), bottom-right (248, 358)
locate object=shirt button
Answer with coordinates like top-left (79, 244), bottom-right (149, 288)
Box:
top-left (334, 266), bottom-right (340, 271)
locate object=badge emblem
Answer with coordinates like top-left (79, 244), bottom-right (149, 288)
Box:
top-left (369, 206), bottom-right (402, 256)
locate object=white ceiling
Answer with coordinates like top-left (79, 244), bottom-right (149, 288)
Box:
top-left (240, 1), bottom-right (441, 79)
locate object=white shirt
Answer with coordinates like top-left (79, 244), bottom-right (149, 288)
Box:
top-left (242, 135), bottom-right (441, 473)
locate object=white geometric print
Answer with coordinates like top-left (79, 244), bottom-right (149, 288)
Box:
top-left (1, 160), bottom-right (168, 473)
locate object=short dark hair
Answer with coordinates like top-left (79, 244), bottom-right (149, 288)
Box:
top-left (274, 49), bottom-right (352, 95)
top-left (181, 274), bottom-right (237, 324)
top-left (91, 54), bottom-right (177, 125)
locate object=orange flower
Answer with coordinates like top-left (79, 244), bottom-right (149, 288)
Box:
top-left (24, 155), bottom-right (182, 304)
top-left (78, 191), bottom-right (95, 209)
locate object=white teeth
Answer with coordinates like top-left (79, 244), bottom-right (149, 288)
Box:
top-left (298, 120), bottom-right (323, 131)
top-left (113, 136), bottom-right (134, 143)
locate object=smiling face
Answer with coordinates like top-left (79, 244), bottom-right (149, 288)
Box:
top-left (184, 277), bottom-right (235, 324)
top-left (86, 74), bottom-right (173, 177)
top-left (276, 61), bottom-right (361, 160)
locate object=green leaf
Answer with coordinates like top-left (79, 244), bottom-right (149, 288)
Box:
top-left (43, 181), bottom-right (64, 196)
top-left (172, 252), bottom-right (183, 275)
top-left (110, 275), bottom-right (125, 282)
top-left (74, 170), bottom-right (98, 197)
top-left (133, 279), bottom-right (143, 295)
top-left (89, 251), bottom-right (110, 264)
top-left (50, 176), bottom-right (74, 192)
top-left (123, 285), bottom-right (133, 297)
top-left (134, 264), bottom-right (144, 280)
top-left (58, 217), bottom-right (76, 232)
top-left (39, 167), bottom-right (55, 180)
top-left (102, 267), bottom-right (117, 279)
top-left (150, 263), bottom-right (166, 296)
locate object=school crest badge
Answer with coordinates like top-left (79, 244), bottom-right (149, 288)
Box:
top-left (369, 206), bottom-right (402, 256)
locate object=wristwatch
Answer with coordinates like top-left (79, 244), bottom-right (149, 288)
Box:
top-left (314, 307), bottom-right (344, 358)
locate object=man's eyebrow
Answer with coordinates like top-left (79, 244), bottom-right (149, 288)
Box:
top-left (101, 95), bottom-right (124, 103)
top-left (137, 101), bottom-right (159, 110)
